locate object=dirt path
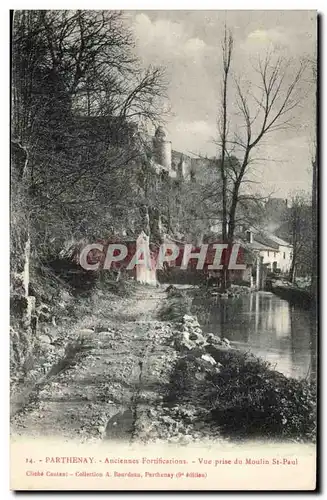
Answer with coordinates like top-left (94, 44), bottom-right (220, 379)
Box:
top-left (11, 285), bottom-right (177, 443)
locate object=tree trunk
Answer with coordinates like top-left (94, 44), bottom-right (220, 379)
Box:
top-left (288, 256), bottom-right (296, 283)
top-left (218, 27), bottom-right (233, 293)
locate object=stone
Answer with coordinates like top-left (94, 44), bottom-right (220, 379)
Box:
top-left (38, 334), bottom-right (51, 344)
top-left (206, 344), bottom-right (231, 363)
top-left (184, 347), bottom-right (205, 359)
top-left (97, 331), bottom-right (114, 338)
top-left (79, 328), bottom-right (95, 335)
top-left (182, 331), bottom-right (190, 342)
top-left (206, 333), bottom-right (223, 346)
top-left (189, 332), bottom-right (198, 341)
top-left (182, 315), bottom-right (200, 327)
top-left (176, 339), bottom-right (194, 351)
top-left (201, 354), bottom-right (216, 366)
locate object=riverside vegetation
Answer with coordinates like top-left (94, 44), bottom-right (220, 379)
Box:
top-left (160, 286), bottom-right (316, 443)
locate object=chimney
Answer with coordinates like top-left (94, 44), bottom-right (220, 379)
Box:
top-left (246, 230), bottom-right (253, 244)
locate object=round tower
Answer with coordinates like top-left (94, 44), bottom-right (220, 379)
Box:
top-left (153, 126), bottom-right (172, 170)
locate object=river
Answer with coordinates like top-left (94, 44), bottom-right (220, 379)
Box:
top-left (192, 291), bottom-right (316, 380)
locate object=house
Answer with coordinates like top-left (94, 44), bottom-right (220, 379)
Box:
top-left (248, 231), bottom-right (293, 274)
top-left (235, 229), bottom-right (292, 289)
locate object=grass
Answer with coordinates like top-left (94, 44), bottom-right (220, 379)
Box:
top-left (208, 351), bottom-right (316, 441)
top-left (160, 290), bottom-right (316, 443)
top-left (159, 286), bottom-right (192, 321)
top-left (168, 349), bottom-right (316, 442)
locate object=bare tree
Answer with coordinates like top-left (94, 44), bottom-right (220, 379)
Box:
top-left (227, 53), bottom-right (305, 243)
top-left (285, 193), bottom-right (312, 282)
top-left (212, 32), bottom-right (305, 289)
top-left (11, 9), bottom-right (169, 301)
top-left (218, 26), bottom-right (233, 242)
top-left (217, 26), bottom-right (233, 290)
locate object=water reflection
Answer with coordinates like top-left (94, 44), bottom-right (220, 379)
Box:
top-left (192, 291), bottom-right (316, 380)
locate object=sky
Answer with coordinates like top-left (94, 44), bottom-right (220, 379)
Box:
top-left (126, 10), bottom-right (316, 198)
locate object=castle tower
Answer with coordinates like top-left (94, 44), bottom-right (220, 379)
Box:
top-left (153, 126), bottom-right (172, 171)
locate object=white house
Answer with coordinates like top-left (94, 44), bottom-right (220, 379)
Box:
top-left (244, 230), bottom-right (293, 274)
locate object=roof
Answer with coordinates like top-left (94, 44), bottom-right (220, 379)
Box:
top-left (248, 241), bottom-right (277, 252)
top-left (235, 238), bottom-right (276, 252)
top-left (262, 232), bottom-right (292, 247)
top-left (248, 229), bottom-right (292, 249)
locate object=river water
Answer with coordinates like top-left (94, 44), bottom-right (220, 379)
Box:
top-left (192, 291), bottom-right (316, 380)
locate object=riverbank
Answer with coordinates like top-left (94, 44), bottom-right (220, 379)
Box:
top-left (267, 279), bottom-right (314, 309)
top-left (11, 284), bottom-right (316, 445)
top-left (160, 287), bottom-right (316, 443)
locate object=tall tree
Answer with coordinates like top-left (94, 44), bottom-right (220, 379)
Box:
top-left (213, 32), bottom-right (305, 289)
top-left (283, 193), bottom-right (312, 283)
top-left (227, 53), bottom-right (304, 242)
top-left (218, 26), bottom-right (233, 290)
top-left (11, 10), bottom-right (168, 258)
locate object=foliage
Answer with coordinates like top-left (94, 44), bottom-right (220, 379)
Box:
top-left (278, 192), bottom-right (312, 280)
top-left (208, 351), bottom-right (316, 441)
top-left (11, 10), bottom-right (168, 291)
top-left (168, 346), bottom-right (316, 442)
top-left (159, 289), bottom-right (192, 321)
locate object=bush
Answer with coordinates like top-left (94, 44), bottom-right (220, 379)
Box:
top-left (159, 291), bottom-right (192, 321)
top-left (166, 348), bottom-right (316, 442)
top-left (208, 352), bottom-right (316, 441)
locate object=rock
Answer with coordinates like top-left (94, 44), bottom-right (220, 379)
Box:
top-left (201, 354), bottom-right (216, 366)
top-left (38, 334), bottom-right (51, 344)
top-left (97, 331), bottom-right (114, 338)
top-left (79, 328), bottom-right (95, 335)
top-left (182, 315), bottom-right (200, 327)
top-left (206, 343), bottom-right (231, 363)
top-left (205, 333), bottom-right (222, 346)
top-left (183, 347), bottom-right (206, 360)
top-left (176, 338), bottom-right (194, 351)
top-left (222, 338), bottom-right (231, 346)
top-left (182, 330), bottom-right (190, 341)
top-left (188, 332), bottom-right (198, 341)
top-left (38, 304), bottom-right (51, 313)
top-left (192, 333), bottom-right (207, 346)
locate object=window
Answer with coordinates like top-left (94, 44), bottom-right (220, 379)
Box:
top-left (267, 251), bottom-right (270, 257)
top-left (274, 252), bottom-right (276, 258)
top-left (283, 252), bottom-right (286, 259)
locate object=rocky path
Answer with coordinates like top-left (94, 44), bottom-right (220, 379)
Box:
top-left (11, 286), bottom-right (177, 444)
